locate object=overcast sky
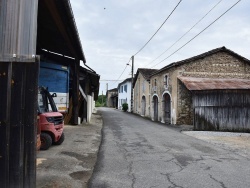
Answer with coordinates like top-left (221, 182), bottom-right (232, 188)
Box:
top-left (70, 0), bottom-right (250, 95)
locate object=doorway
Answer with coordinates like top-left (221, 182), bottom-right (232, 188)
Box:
top-left (163, 93), bottom-right (171, 124)
top-left (141, 96), bottom-right (146, 116)
top-left (153, 96), bottom-right (158, 121)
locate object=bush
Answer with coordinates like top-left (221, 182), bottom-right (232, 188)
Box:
top-left (95, 101), bottom-right (104, 107)
top-left (122, 103), bottom-right (128, 112)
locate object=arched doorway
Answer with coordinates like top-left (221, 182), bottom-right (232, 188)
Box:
top-left (153, 95), bottom-right (158, 121)
top-left (141, 96), bottom-right (146, 116)
top-left (163, 93), bottom-right (171, 124)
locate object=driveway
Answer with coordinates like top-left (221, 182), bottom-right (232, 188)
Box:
top-left (36, 113), bottom-right (102, 188)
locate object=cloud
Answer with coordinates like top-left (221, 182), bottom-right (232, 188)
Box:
top-left (71, 0), bottom-right (250, 94)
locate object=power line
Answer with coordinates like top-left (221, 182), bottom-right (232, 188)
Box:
top-left (151, 0), bottom-right (241, 68)
top-left (110, 57), bottom-right (132, 87)
top-left (145, 0), bottom-right (223, 68)
top-left (133, 0), bottom-right (182, 56)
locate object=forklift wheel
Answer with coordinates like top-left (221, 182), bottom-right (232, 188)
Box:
top-left (54, 132), bottom-right (65, 145)
top-left (40, 133), bottom-right (52, 150)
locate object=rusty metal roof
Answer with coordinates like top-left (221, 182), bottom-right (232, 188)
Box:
top-left (178, 76), bottom-right (250, 90)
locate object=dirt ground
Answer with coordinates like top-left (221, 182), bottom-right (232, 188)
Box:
top-left (36, 113), bottom-right (103, 188)
top-left (182, 131), bottom-right (250, 159)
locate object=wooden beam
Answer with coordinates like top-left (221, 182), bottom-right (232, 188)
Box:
top-left (71, 59), bottom-right (80, 125)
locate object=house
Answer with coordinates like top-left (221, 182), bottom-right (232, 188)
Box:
top-left (118, 78), bottom-right (132, 111)
top-left (133, 68), bottom-right (157, 117)
top-left (149, 46), bottom-right (250, 132)
top-left (106, 88), bottom-right (118, 108)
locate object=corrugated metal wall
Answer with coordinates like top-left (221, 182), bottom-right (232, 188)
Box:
top-left (193, 90), bottom-right (250, 132)
top-left (0, 0), bottom-right (38, 62)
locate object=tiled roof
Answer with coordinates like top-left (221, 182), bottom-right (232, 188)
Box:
top-left (138, 68), bottom-right (158, 80)
top-left (118, 78), bottom-right (132, 88)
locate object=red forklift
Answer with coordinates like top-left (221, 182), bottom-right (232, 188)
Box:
top-left (38, 87), bottom-right (65, 150)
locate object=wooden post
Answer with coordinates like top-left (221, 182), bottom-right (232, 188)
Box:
top-left (71, 59), bottom-right (80, 125)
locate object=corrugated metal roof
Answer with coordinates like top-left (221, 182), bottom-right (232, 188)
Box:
top-left (37, 0), bottom-right (86, 62)
top-left (178, 76), bottom-right (250, 90)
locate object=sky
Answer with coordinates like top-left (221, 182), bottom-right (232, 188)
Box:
top-left (70, 0), bottom-right (250, 95)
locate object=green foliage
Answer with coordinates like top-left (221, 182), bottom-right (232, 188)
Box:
top-left (95, 95), bottom-right (106, 107)
top-left (122, 103), bottom-right (128, 112)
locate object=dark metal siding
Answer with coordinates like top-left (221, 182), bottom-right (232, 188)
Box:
top-left (0, 0), bottom-right (39, 187)
top-left (0, 0), bottom-right (38, 62)
top-left (193, 90), bottom-right (250, 132)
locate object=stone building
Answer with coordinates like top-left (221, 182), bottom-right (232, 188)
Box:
top-left (133, 68), bottom-right (157, 117)
top-left (149, 46), bottom-right (250, 131)
top-left (106, 88), bottom-right (118, 108)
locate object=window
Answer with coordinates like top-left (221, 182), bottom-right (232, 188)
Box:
top-left (124, 85), bottom-right (127, 92)
top-left (121, 86), bottom-right (123, 93)
top-left (164, 75), bottom-right (169, 89)
top-left (142, 81), bottom-right (145, 92)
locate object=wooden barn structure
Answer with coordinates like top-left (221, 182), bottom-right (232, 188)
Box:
top-left (179, 77), bottom-right (250, 131)
top-left (0, 0), bottom-right (99, 187)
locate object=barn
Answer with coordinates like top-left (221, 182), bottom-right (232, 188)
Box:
top-left (149, 47), bottom-right (250, 132)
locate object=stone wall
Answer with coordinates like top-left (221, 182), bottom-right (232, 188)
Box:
top-left (177, 80), bottom-right (193, 125)
top-left (150, 51), bottom-right (250, 126)
top-left (182, 52), bottom-right (250, 79)
top-left (134, 72), bottom-right (151, 117)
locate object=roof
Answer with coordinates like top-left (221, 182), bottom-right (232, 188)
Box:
top-left (133, 68), bottom-right (158, 88)
top-left (151, 46), bottom-right (250, 77)
top-left (178, 76), bottom-right (250, 91)
top-left (118, 78), bottom-right (132, 88)
top-left (79, 66), bottom-right (100, 100)
top-left (37, 0), bottom-right (86, 62)
top-left (107, 88), bottom-right (118, 92)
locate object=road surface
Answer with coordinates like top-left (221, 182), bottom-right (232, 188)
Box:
top-left (89, 108), bottom-right (250, 188)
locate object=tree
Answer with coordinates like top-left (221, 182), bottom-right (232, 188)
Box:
top-left (96, 95), bottom-right (106, 107)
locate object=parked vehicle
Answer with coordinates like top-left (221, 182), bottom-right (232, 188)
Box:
top-left (38, 86), bottom-right (65, 150)
top-left (36, 115), bottom-right (41, 150)
top-left (39, 61), bottom-right (69, 113)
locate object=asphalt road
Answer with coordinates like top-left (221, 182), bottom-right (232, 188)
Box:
top-left (89, 107), bottom-right (250, 188)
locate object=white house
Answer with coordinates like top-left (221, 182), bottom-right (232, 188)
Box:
top-left (117, 78), bottom-right (132, 112)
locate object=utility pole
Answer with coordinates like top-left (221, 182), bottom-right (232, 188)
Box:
top-left (102, 90), bottom-right (103, 105)
top-left (131, 56), bottom-right (134, 113)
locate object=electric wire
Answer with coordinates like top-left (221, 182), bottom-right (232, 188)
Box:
top-left (145, 0), bottom-right (223, 68)
top-left (110, 57), bottom-right (132, 87)
top-left (151, 0), bottom-right (241, 68)
top-left (133, 0), bottom-right (182, 56)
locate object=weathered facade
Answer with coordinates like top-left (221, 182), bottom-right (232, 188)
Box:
top-left (149, 47), bottom-right (250, 131)
top-left (106, 88), bottom-right (118, 108)
top-left (133, 68), bottom-right (157, 117)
